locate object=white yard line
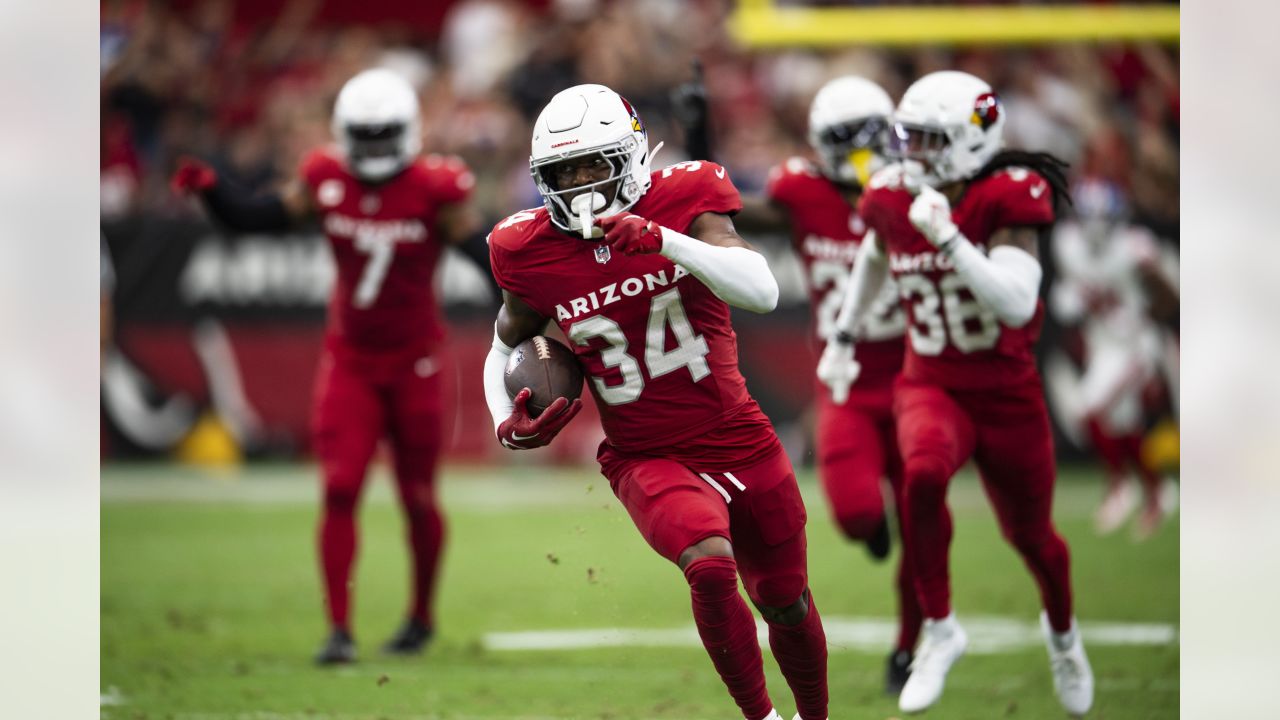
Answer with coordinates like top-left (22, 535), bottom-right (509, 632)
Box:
top-left (484, 615), bottom-right (1177, 655)
top-left (100, 465), bottom-right (1122, 517)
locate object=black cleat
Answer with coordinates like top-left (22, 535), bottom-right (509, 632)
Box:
top-left (886, 648), bottom-right (913, 696)
top-left (314, 628), bottom-right (356, 666)
top-left (865, 517), bottom-right (892, 561)
top-left (381, 618), bottom-right (433, 655)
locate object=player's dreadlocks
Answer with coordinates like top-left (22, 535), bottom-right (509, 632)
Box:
top-left (973, 150), bottom-right (1073, 210)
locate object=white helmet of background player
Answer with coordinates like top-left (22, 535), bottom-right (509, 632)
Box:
top-left (331, 68), bottom-right (423, 182)
top-left (530, 84), bottom-right (660, 235)
top-left (1073, 177), bottom-right (1129, 246)
top-left (888, 70), bottom-right (1005, 188)
top-left (807, 76), bottom-right (894, 188)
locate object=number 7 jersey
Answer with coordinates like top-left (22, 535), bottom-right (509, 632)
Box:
top-left (489, 161), bottom-right (778, 462)
top-left (300, 147), bottom-right (474, 358)
top-left (858, 165), bottom-right (1054, 391)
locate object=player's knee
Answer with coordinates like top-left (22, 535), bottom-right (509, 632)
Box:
top-left (397, 480), bottom-right (437, 516)
top-left (833, 505), bottom-right (885, 541)
top-left (903, 454), bottom-right (951, 490)
top-left (1005, 522), bottom-right (1062, 556)
top-left (677, 536), bottom-right (733, 571)
top-left (323, 484), bottom-right (361, 515)
top-left (682, 553), bottom-right (739, 604)
top-left (753, 587), bottom-right (810, 626)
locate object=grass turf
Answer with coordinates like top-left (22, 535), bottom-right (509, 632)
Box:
top-left (101, 462), bottom-right (1177, 719)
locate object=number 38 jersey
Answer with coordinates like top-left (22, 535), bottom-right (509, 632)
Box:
top-left (300, 148), bottom-right (474, 359)
top-left (858, 165), bottom-right (1054, 391)
top-left (489, 161), bottom-right (780, 466)
top-left (766, 157), bottom-right (905, 388)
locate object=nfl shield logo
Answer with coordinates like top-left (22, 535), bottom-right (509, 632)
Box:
top-left (595, 245), bottom-right (612, 264)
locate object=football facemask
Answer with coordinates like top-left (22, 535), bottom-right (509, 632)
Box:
top-left (529, 84), bottom-right (657, 235)
top-left (814, 116), bottom-right (890, 187)
top-left (332, 68), bottom-right (422, 183)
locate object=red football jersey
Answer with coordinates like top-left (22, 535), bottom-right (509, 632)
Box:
top-left (300, 148), bottom-right (474, 359)
top-left (766, 157), bottom-right (906, 388)
top-left (858, 165), bottom-right (1054, 391)
top-left (489, 160), bottom-right (780, 468)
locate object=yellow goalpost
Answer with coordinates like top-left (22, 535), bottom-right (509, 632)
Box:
top-left (729, 0), bottom-right (1180, 47)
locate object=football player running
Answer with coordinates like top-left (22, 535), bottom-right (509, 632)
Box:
top-left (172, 69), bottom-right (479, 664)
top-left (484, 84), bottom-right (828, 720)
top-left (818, 71), bottom-right (1094, 715)
top-left (726, 76), bottom-right (920, 695)
top-left (1048, 178), bottom-right (1178, 539)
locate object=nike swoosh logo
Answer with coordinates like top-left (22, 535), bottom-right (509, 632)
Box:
top-left (1030, 182), bottom-right (1047, 199)
top-left (511, 431), bottom-right (539, 441)
top-left (715, 168), bottom-right (726, 179)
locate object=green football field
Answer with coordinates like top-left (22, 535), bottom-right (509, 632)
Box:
top-left (101, 462), bottom-right (1178, 720)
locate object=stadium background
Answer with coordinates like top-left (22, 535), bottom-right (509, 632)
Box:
top-left (99, 0), bottom-right (1179, 473)
top-left (98, 1), bottom-right (1180, 718)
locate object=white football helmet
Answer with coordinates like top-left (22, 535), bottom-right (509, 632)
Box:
top-left (332, 68), bottom-right (422, 182)
top-left (530, 84), bottom-right (660, 235)
top-left (888, 70), bottom-right (1005, 188)
top-left (807, 76), bottom-right (894, 188)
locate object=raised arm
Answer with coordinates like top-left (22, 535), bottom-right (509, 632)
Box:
top-left (596, 209), bottom-right (779, 313)
top-left (170, 156), bottom-right (313, 232)
top-left (910, 185), bottom-right (1042, 328)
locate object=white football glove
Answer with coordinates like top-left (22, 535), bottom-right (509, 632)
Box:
top-left (908, 184), bottom-right (960, 250)
top-left (816, 336), bottom-right (861, 405)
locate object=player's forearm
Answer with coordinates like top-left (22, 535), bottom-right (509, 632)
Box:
top-left (658, 227), bottom-right (779, 313)
top-left (483, 328), bottom-right (516, 432)
top-left (833, 233), bottom-right (889, 338)
top-left (944, 236), bottom-right (1042, 327)
top-left (201, 180), bottom-right (294, 233)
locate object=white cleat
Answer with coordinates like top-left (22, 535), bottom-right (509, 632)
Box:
top-left (791, 715), bottom-right (826, 720)
top-left (1041, 612), bottom-right (1094, 716)
top-left (758, 710), bottom-right (784, 720)
top-left (898, 613), bottom-right (967, 713)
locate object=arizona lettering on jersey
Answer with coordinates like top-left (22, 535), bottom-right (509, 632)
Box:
top-left (766, 157), bottom-right (905, 388)
top-left (859, 165), bottom-right (1054, 390)
top-left (301, 148), bottom-right (474, 357)
top-left (489, 161), bottom-right (779, 467)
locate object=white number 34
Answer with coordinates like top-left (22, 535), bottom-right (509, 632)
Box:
top-left (566, 288), bottom-right (710, 405)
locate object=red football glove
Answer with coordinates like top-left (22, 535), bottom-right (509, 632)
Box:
top-left (598, 212), bottom-right (663, 255)
top-left (170, 156), bottom-right (219, 196)
top-left (496, 388), bottom-right (584, 450)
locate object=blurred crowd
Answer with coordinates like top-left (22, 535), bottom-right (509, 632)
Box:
top-left (101, 0), bottom-right (1179, 245)
top-left (100, 0), bottom-right (1180, 499)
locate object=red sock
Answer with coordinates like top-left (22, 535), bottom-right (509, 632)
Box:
top-left (891, 480), bottom-right (923, 652)
top-left (401, 485), bottom-right (445, 626)
top-left (902, 458), bottom-right (954, 620)
top-left (765, 592), bottom-right (829, 720)
top-left (319, 487), bottom-right (359, 631)
top-left (684, 556), bottom-right (773, 720)
top-left (895, 553), bottom-right (924, 652)
top-left (1013, 527), bottom-right (1074, 632)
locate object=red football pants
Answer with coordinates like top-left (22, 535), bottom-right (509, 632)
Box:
top-left (814, 385), bottom-right (921, 652)
top-left (599, 445), bottom-right (827, 720)
top-left (311, 347), bottom-right (447, 631)
top-left (893, 377), bottom-right (1074, 632)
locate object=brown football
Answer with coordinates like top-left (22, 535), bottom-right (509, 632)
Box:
top-left (504, 335), bottom-right (585, 417)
